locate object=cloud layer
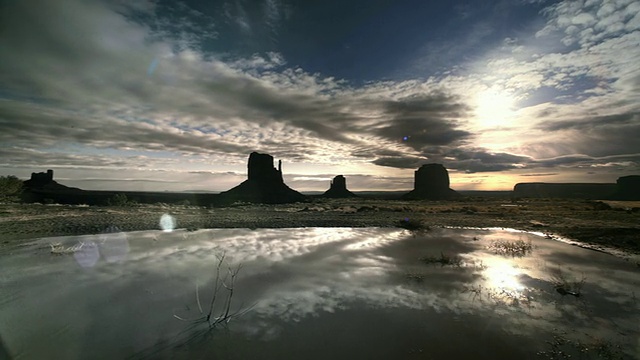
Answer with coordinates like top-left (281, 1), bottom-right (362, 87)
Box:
top-left (1, 0), bottom-right (639, 190)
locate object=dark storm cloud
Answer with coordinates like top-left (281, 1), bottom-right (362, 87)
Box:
top-left (0, 100), bottom-right (253, 156)
top-left (6, 0), bottom-right (636, 189)
top-left (519, 173), bottom-right (558, 177)
top-left (0, 147), bottom-right (140, 168)
top-left (0, 0), bottom-right (475, 171)
top-left (448, 148), bottom-right (531, 165)
top-left (438, 148), bottom-right (531, 173)
top-left (372, 157), bottom-right (428, 169)
top-left (193, 73), bottom-right (360, 145)
top-left (539, 112), bottom-right (640, 131)
top-left (533, 154), bottom-right (594, 167)
top-left (534, 112), bottom-right (640, 157)
top-left (374, 94), bottom-right (472, 151)
top-left (533, 153), bottom-right (640, 168)
top-left (372, 147), bottom-right (534, 173)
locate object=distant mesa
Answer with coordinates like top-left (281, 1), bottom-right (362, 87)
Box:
top-left (513, 176), bottom-right (640, 200)
top-left (403, 164), bottom-right (459, 200)
top-left (322, 175), bottom-right (357, 198)
top-left (217, 152), bottom-right (306, 204)
top-left (513, 182), bottom-right (617, 199)
top-left (611, 175), bottom-right (640, 200)
top-left (23, 169), bottom-right (79, 191)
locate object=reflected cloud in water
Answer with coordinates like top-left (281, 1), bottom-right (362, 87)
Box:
top-left (0, 227), bottom-right (638, 359)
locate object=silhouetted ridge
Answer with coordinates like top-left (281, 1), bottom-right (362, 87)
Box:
top-left (513, 182), bottom-right (616, 199)
top-left (23, 169), bottom-right (79, 191)
top-left (403, 164), bottom-right (458, 200)
top-left (322, 175), bottom-right (357, 198)
top-left (218, 152), bottom-right (306, 204)
top-left (611, 175), bottom-right (640, 200)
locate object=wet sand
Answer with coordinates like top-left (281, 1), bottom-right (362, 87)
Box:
top-left (1, 198), bottom-right (639, 255)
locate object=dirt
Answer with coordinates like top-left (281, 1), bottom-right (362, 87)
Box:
top-left (1, 198), bottom-right (639, 255)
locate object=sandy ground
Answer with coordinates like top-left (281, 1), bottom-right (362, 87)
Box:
top-left (1, 198), bottom-right (639, 255)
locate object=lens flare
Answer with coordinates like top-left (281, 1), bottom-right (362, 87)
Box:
top-left (160, 214), bottom-right (176, 232)
top-left (73, 241), bottom-right (100, 268)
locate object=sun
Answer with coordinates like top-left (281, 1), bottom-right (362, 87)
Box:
top-left (473, 88), bottom-right (516, 128)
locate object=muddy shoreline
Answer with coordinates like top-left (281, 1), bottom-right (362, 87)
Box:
top-left (1, 198), bottom-right (639, 255)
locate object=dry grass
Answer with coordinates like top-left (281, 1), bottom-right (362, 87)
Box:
top-left (420, 252), bottom-right (463, 267)
top-left (488, 239), bottom-right (533, 257)
top-left (538, 332), bottom-right (625, 359)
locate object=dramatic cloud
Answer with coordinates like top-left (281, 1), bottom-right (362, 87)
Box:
top-left (1, 0), bottom-right (639, 191)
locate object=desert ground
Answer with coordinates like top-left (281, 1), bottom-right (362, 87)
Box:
top-left (1, 197), bottom-right (639, 256)
top-left (2, 198), bottom-right (640, 359)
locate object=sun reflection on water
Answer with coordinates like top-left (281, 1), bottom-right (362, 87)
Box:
top-left (484, 259), bottom-right (525, 295)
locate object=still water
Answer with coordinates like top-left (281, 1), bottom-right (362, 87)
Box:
top-left (1, 227), bottom-right (638, 359)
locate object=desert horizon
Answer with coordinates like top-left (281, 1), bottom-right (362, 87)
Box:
top-left (1, 0), bottom-right (639, 359)
top-left (1, 164), bottom-right (633, 193)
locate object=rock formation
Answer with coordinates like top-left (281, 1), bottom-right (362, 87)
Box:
top-left (402, 164), bottom-right (458, 200)
top-left (24, 169), bottom-right (54, 187)
top-left (611, 175), bottom-right (640, 200)
top-left (322, 175), bottom-right (357, 198)
top-left (23, 169), bottom-right (78, 191)
top-left (513, 183), bottom-right (616, 199)
top-left (217, 152), bottom-right (306, 204)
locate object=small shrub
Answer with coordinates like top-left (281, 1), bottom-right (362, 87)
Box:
top-left (107, 193), bottom-right (135, 206)
top-left (488, 239), bottom-right (533, 257)
top-left (0, 175), bottom-right (23, 202)
top-left (420, 252), bottom-right (463, 267)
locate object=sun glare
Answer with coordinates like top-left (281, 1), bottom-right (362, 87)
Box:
top-left (484, 260), bottom-right (524, 293)
top-left (474, 89), bottom-right (515, 128)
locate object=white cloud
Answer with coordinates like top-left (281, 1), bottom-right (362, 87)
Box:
top-left (1, 0), bottom-right (638, 191)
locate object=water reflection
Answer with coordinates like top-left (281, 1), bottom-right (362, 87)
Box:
top-left (0, 227), bottom-right (638, 359)
top-left (484, 260), bottom-right (525, 294)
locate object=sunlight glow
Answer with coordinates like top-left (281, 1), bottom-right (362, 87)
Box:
top-left (484, 261), bottom-right (524, 293)
top-left (474, 88), bottom-right (516, 128)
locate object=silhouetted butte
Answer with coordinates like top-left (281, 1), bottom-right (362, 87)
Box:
top-left (322, 175), bottom-right (357, 198)
top-left (217, 152), bottom-right (306, 204)
top-left (403, 164), bottom-right (459, 200)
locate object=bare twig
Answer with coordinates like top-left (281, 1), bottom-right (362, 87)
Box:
top-left (196, 283), bottom-right (203, 314)
top-left (174, 252), bottom-right (253, 329)
top-left (206, 253), bottom-right (226, 322)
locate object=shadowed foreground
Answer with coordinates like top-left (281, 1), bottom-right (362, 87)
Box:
top-left (0, 228), bottom-right (638, 359)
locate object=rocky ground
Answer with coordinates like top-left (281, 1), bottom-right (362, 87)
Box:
top-left (1, 198), bottom-right (639, 255)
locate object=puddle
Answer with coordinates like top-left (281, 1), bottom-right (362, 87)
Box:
top-left (0, 228), bottom-right (638, 359)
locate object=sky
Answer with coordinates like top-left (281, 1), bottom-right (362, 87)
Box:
top-left (1, 0), bottom-right (639, 192)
